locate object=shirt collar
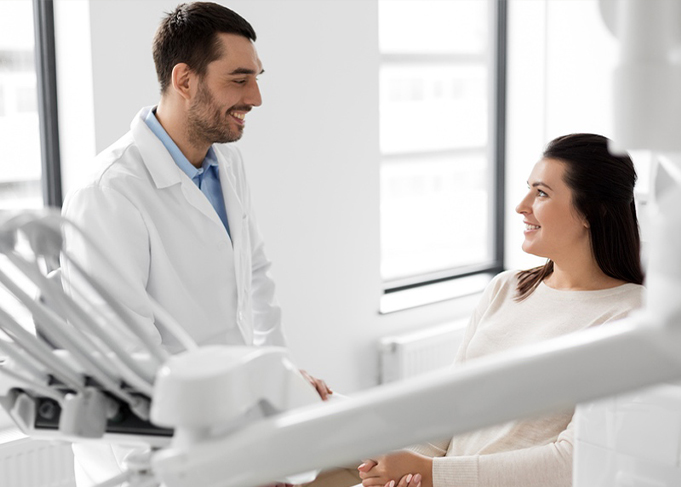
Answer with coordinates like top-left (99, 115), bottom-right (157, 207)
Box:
top-left (144, 108), bottom-right (217, 179)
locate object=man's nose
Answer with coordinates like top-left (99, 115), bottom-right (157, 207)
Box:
top-left (245, 80), bottom-right (262, 107)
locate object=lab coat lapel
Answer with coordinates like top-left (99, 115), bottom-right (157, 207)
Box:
top-left (215, 150), bottom-right (244, 251)
top-left (132, 109), bottom-right (185, 189)
top-left (131, 109), bottom-right (232, 241)
top-left (178, 179), bottom-right (230, 239)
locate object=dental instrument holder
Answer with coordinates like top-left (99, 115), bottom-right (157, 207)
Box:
top-left (0, 211), bottom-right (322, 486)
top-left (152, 346), bottom-right (321, 440)
top-left (0, 212), bottom-right (171, 447)
top-left (151, 345), bottom-right (322, 484)
top-left (60, 387), bottom-right (113, 438)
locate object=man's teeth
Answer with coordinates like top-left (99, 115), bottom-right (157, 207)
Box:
top-left (230, 112), bottom-right (245, 120)
top-left (525, 224), bottom-right (540, 230)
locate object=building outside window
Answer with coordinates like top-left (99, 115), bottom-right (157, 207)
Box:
top-left (0, 0), bottom-right (43, 210)
top-left (379, 0), bottom-right (505, 302)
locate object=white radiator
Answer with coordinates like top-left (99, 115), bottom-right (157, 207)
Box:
top-left (0, 428), bottom-right (75, 487)
top-left (379, 320), bottom-right (468, 384)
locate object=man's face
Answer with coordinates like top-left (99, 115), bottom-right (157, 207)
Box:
top-left (187, 33), bottom-right (263, 145)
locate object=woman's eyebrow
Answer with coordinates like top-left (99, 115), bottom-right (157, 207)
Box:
top-left (530, 181), bottom-right (553, 191)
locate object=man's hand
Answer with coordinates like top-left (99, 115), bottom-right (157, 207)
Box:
top-left (299, 369), bottom-right (333, 400)
top-left (358, 451), bottom-right (432, 487)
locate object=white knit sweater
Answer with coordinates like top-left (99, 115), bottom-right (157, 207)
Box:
top-left (410, 270), bottom-right (644, 487)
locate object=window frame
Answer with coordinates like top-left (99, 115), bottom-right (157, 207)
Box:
top-left (33, 0), bottom-right (62, 208)
top-left (380, 0), bottom-right (507, 310)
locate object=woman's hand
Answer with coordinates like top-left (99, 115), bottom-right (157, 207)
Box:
top-left (357, 451), bottom-right (432, 487)
top-left (387, 473), bottom-right (422, 487)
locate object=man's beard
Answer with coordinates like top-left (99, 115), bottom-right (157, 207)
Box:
top-left (187, 81), bottom-right (244, 145)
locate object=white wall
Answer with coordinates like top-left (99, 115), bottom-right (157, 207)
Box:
top-left (56, 0), bottom-right (479, 394)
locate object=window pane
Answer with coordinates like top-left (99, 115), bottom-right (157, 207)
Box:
top-left (0, 1), bottom-right (43, 373)
top-left (0, 0), bottom-right (43, 210)
top-left (380, 64), bottom-right (488, 154)
top-left (379, 0), bottom-right (488, 55)
top-left (381, 152), bottom-right (493, 281)
top-left (380, 0), bottom-right (496, 284)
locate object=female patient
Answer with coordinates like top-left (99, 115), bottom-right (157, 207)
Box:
top-left (358, 133), bottom-right (645, 487)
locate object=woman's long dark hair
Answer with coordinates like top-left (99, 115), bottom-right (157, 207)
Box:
top-left (516, 133), bottom-right (644, 301)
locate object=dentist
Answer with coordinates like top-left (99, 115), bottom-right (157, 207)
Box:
top-left (62, 3), bottom-right (329, 484)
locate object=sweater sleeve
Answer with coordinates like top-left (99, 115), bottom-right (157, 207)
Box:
top-left (406, 439), bottom-right (451, 458)
top-left (432, 420), bottom-right (573, 487)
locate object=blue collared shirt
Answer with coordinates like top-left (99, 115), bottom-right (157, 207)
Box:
top-left (144, 109), bottom-right (230, 237)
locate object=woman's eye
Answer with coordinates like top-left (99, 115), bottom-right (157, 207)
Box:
top-left (537, 189), bottom-right (548, 197)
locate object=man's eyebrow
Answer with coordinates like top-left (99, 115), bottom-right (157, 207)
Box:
top-left (229, 68), bottom-right (265, 75)
top-left (530, 181), bottom-right (553, 191)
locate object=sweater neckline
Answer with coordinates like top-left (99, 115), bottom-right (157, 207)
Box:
top-left (537, 280), bottom-right (641, 299)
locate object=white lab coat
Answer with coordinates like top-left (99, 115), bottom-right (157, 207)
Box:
top-left (62, 106), bottom-right (284, 351)
top-left (62, 106), bottom-right (285, 485)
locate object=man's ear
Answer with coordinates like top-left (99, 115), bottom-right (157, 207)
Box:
top-left (171, 63), bottom-right (193, 101)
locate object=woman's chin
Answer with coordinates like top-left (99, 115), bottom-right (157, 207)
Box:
top-left (521, 243), bottom-right (547, 260)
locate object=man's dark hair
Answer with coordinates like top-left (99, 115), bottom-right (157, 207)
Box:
top-left (153, 2), bottom-right (256, 93)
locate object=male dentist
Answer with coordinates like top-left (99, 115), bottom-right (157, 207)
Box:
top-left (62, 3), bottom-right (330, 485)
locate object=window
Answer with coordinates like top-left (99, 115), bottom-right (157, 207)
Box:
top-left (0, 0), bottom-right (60, 325)
top-left (0, 1), bottom-right (61, 431)
top-left (0, 0), bottom-right (61, 211)
top-left (379, 0), bottom-right (506, 309)
top-left (0, 2), bottom-right (42, 209)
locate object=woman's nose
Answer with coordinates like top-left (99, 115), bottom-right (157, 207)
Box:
top-left (516, 193), bottom-right (531, 215)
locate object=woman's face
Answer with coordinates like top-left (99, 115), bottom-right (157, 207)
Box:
top-left (515, 158), bottom-right (590, 261)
